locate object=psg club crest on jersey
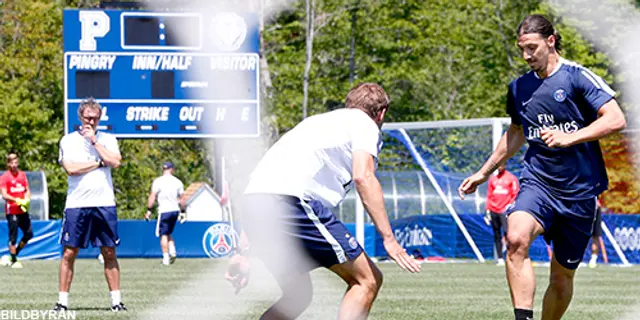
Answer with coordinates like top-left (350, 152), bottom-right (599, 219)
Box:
top-left (348, 237), bottom-right (358, 249)
top-left (553, 89), bottom-right (567, 102)
top-left (202, 223), bottom-right (238, 258)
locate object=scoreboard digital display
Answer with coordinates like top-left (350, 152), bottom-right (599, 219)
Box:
top-left (63, 9), bottom-right (260, 138)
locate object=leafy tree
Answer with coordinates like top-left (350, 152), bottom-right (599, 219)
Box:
top-left (0, 0), bottom-right (637, 216)
top-left (0, 0), bottom-right (212, 219)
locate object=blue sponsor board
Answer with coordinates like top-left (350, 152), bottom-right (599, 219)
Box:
top-left (350, 214), bottom-right (640, 264)
top-left (0, 221), bottom-right (237, 259)
top-left (0, 221), bottom-right (62, 260)
top-left (2, 215), bottom-right (639, 263)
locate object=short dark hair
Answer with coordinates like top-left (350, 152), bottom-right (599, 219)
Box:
top-left (345, 83), bottom-right (390, 119)
top-left (517, 14), bottom-right (562, 52)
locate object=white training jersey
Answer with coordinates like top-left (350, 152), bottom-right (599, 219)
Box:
top-left (151, 174), bottom-right (185, 214)
top-left (59, 131), bottom-right (120, 208)
top-left (245, 108), bottom-right (382, 207)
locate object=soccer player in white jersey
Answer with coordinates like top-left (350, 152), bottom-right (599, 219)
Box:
top-left (54, 98), bottom-right (126, 312)
top-left (458, 15), bottom-right (625, 320)
top-left (146, 161), bottom-right (186, 266)
top-left (226, 83), bottom-right (421, 319)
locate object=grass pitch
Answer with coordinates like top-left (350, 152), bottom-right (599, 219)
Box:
top-left (2, 258), bottom-right (639, 319)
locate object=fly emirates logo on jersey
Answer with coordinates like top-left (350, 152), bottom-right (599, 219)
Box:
top-left (527, 113), bottom-right (579, 140)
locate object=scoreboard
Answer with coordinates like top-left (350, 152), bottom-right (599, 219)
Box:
top-left (63, 9), bottom-right (260, 138)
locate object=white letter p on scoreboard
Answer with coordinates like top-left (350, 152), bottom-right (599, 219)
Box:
top-left (79, 11), bottom-right (110, 51)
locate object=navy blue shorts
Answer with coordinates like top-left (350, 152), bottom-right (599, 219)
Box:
top-left (507, 180), bottom-right (598, 270)
top-left (156, 211), bottom-right (179, 237)
top-left (60, 206), bottom-right (119, 249)
top-left (242, 194), bottom-right (363, 283)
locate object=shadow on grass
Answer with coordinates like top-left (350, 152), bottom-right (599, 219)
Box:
top-left (69, 307), bottom-right (111, 311)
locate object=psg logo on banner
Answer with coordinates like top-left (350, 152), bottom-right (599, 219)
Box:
top-left (202, 223), bottom-right (238, 258)
top-left (553, 89), bottom-right (567, 102)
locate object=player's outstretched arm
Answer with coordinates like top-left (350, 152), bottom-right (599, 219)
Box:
top-left (352, 150), bottom-right (421, 273)
top-left (458, 124), bottom-right (525, 199)
top-left (540, 100), bottom-right (626, 148)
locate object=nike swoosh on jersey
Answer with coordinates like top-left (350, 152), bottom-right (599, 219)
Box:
top-left (522, 98), bottom-right (533, 106)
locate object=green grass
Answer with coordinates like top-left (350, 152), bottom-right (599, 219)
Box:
top-left (2, 258), bottom-right (640, 319)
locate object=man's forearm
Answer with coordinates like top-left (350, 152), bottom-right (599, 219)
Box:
top-left (94, 143), bottom-right (121, 167)
top-left (63, 161), bottom-right (100, 176)
top-left (147, 196), bottom-right (155, 210)
top-left (479, 125), bottom-right (525, 176)
top-left (570, 110), bottom-right (626, 145)
top-left (355, 176), bottom-right (394, 241)
top-left (2, 191), bottom-right (17, 202)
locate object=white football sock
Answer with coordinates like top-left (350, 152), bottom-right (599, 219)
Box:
top-left (58, 292), bottom-right (69, 306)
top-left (110, 290), bottom-right (121, 305)
top-left (169, 243), bottom-right (176, 257)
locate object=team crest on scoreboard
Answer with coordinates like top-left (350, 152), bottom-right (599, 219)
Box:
top-left (202, 223), bottom-right (238, 258)
top-left (553, 89), bottom-right (567, 102)
top-left (210, 12), bottom-right (247, 52)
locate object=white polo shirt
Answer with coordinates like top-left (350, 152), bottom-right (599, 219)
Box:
top-left (244, 108), bottom-right (382, 207)
top-left (59, 131), bottom-right (120, 208)
top-left (151, 174), bottom-right (184, 214)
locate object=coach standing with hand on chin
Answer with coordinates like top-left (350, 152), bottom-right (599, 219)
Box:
top-left (54, 97), bottom-right (126, 312)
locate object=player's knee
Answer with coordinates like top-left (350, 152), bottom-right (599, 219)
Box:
top-left (280, 280), bottom-right (313, 314)
top-left (62, 248), bottom-right (79, 262)
top-left (22, 230), bottom-right (33, 242)
top-left (549, 270), bottom-right (574, 293)
top-left (372, 264), bottom-right (384, 291)
top-left (359, 265), bottom-right (383, 298)
top-left (293, 283), bottom-right (313, 309)
top-left (506, 231), bottom-right (530, 255)
top-left (100, 247), bottom-right (117, 262)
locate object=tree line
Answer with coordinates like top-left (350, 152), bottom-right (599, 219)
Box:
top-left (0, 0), bottom-right (637, 218)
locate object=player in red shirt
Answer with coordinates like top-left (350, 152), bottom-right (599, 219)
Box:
top-left (485, 164), bottom-right (519, 266)
top-left (1, 153), bottom-right (32, 268)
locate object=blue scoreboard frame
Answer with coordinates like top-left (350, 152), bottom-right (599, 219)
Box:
top-left (63, 9), bottom-right (260, 138)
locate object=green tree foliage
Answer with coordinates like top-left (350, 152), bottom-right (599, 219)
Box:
top-left (266, 0), bottom-right (617, 127)
top-left (264, 0), bottom-right (631, 208)
top-left (0, 0), bottom-right (635, 216)
top-left (0, 1), bottom-right (212, 219)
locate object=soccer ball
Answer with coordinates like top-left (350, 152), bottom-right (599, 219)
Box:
top-left (97, 253), bottom-right (104, 264)
top-left (0, 255), bottom-right (11, 266)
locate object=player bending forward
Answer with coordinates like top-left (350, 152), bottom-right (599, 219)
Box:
top-left (226, 83), bottom-right (420, 320)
